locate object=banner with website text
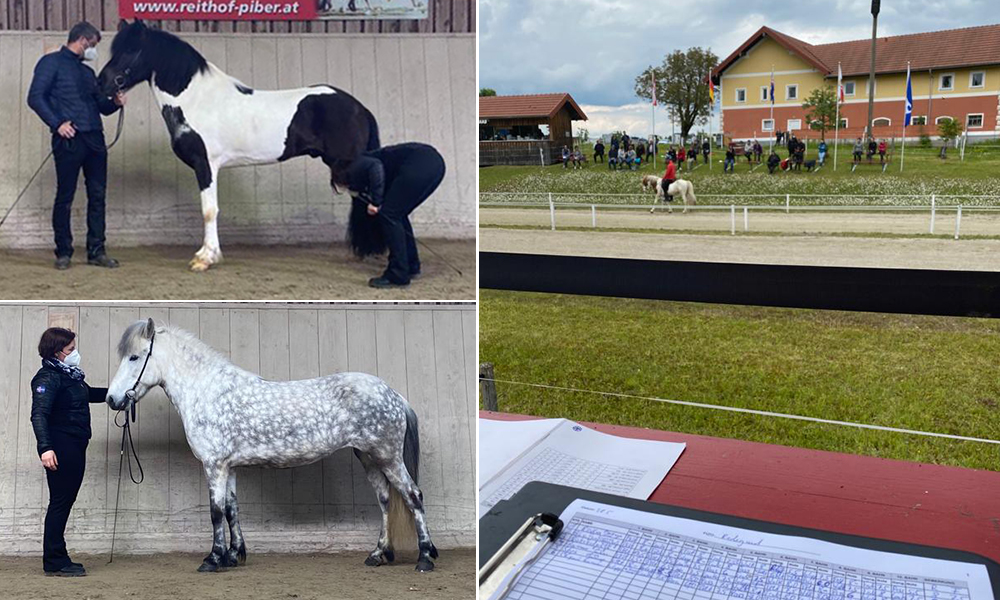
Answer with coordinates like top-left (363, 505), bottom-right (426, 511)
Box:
top-left (119, 0), bottom-right (427, 20)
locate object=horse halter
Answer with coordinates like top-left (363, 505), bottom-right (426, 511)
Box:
top-left (112, 49), bottom-right (144, 93)
top-left (123, 328), bottom-right (154, 422)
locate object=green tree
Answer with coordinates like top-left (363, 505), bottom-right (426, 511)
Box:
top-left (635, 47), bottom-right (718, 142)
top-left (802, 86), bottom-right (838, 140)
top-left (578, 127), bottom-right (589, 143)
top-left (479, 88), bottom-right (497, 97)
top-left (936, 117), bottom-right (962, 157)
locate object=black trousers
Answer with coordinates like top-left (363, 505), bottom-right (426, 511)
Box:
top-left (43, 432), bottom-right (88, 571)
top-left (52, 130), bottom-right (108, 260)
top-left (379, 147), bottom-right (446, 284)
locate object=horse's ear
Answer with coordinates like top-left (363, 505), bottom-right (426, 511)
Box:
top-left (144, 318), bottom-right (155, 339)
top-left (118, 19), bottom-right (129, 31)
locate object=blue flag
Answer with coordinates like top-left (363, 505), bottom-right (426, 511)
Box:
top-left (770, 71), bottom-right (775, 105)
top-left (904, 64), bottom-right (913, 127)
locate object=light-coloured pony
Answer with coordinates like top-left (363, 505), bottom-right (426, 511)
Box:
top-left (106, 319), bottom-right (437, 572)
top-left (649, 178), bottom-right (697, 213)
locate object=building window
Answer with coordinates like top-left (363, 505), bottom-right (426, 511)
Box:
top-left (910, 116), bottom-right (926, 125)
top-left (786, 84), bottom-right (798, 100)
top-left (939, 73), bottom-right (954, 91)
top-left (967, 114), bottom-right (984, 129)
top-left (839, 118), bottom-right (848, 129)
top-left (735, 88), bottom-right (747, 103)
top-left (935, 116), bottom-right (954, 125)
top-left (787, 119), bottom-right (801, 131)
top-left (761, 86), bottom-right (769, 102)
top-left (970, 71), bottom-right (985, 89)
top-left (872, 117), bottom-right (891, 127)
top-left (844, 81), bottom-right (856, 96)
top-left (762, 119), bottom-right (775, 132)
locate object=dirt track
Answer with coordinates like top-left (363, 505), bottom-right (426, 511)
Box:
top-left (0, 549), bottom-right (474, 600)
top-left (0, 241), bottom-right (476, 300)
top-left (480, 207), bottom-right (1000, 237)
top-left (480, 228), bottom-right (1000, 271)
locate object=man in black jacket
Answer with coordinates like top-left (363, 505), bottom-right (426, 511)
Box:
top-left (31, 327), bottom-right (108, 576)
top-left (27, 21), bottom-right (126, 270)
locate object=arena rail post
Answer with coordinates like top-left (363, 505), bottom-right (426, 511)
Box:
top-left (929, 194), bottom-right (936, 234)
top-left (786, 194), bottom-right (790, 214)
top-left (731, 205), bottom-right (736, 235)
top-left (591, 205), bottom-right (596, 228)
top-left (954, 204), bottom-right (962, 240)
top-left (549, 193), bottom-right (555, 231)
top-left (744, 206), bottom-right (749, 232)
top-left (479, 363), bottom-right (498, 412)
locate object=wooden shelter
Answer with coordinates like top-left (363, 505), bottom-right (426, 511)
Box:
top-left (479, 93), bottom-right (588, 165)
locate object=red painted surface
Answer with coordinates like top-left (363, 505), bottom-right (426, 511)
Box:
top-left (481, 411), bottom-right (1000, 561)
top-left (721, 95), bottom-right (997, 141)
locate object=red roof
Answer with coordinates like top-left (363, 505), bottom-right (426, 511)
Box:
top-left (714, 23), bottom-right (1000, 80)
top-left (479, 93), bottom-right (588, 121)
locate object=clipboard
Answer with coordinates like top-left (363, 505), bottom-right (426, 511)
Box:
top-left (478, 481), bottom-right (1000, 598)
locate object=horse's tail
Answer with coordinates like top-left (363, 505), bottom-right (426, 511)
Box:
top-left (387, 404), bottom-right (420, 555)
top-left (685, 180), bottom-right (696, 205)
top-left (347, 197), bottom-right (388, 258)
top-left (365, 108), bottom-right (381, 152)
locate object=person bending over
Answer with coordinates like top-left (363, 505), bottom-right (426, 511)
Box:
top-left (343, 142), bottom-right (446, 289)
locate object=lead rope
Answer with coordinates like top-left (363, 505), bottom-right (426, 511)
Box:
top-left (108, 332), bottom-right (152, 564)
top-left (0, 106), bottom-right (126, 231)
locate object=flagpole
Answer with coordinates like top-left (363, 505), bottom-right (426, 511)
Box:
top-left (769, 65), bottom-right (775, 154)
top-left (901, 61), bottom-right (910, 172)
top-left (834, 62), bottom-right (842, 172)
top-left (651, 70), bottom-right (656, 170)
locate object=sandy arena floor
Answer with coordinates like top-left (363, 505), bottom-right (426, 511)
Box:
top-left (0, 241), bottom-right (475, 300)
top-left (480, 227), bottom-right (1000, 271)
top-left (0, 549), bottom-right (475, 600)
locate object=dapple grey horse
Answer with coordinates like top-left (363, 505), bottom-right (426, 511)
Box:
top-left (106, 319), bottom-right (437, 572)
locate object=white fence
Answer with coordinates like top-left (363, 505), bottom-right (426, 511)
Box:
top-left (480, 192), bottom-right (1000, 240)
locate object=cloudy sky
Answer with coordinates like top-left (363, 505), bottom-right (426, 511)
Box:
top-left (479, 0), bottom-right (998, 136)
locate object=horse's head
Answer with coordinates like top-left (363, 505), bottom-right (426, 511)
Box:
top-left (98, 20), bottom-right (154, 96)
top-left (107, 318), bottom-right (161, 411)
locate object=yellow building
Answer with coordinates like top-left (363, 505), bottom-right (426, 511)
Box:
top-left (711, 24), bottom-right (1000, 141)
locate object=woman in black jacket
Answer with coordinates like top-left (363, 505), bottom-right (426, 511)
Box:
top-left (343, 142), bottom-right (446, 289)
top-left (30, 327), bottom-right (107, 576)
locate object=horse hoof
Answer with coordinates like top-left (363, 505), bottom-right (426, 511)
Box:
top-left (415, 559), bottom-right (435, 572)
top-left (384, 548), bottom-right (395, 563)
top-left (237, 543), bottom-right (247, 564)
top-left (197, 561), bottom-right (220, 572)
top-left (221, 552), bottom-right (239, 568)
top-left (364, 555), bottom-right (384, 567)
top-left (189, 258), bottom-right (211, 272)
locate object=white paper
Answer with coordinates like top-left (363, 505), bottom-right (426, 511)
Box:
top-left (479, 417), bottom-right (565, 485)
top-left (490, 498), bottom-right (993, 600)
top-left (479, 419), bottom-right (685, 517)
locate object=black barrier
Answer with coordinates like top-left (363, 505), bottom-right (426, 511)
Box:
top-left (480, 252), bottom-right (1000, 318)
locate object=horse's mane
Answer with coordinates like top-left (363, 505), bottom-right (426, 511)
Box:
top-left (114, 24), bottom-right (209, 95)
top-left (117, 322), bottom-right (229, 366)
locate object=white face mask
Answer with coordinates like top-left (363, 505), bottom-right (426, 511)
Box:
top-left (83, 45), bottom-right (98, 62)
top-left (63, 348), bottom-right (81, 367)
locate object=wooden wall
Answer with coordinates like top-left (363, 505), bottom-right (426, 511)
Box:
top-left (0, 0), bottom-right (475, 34)
top-left (0, 302), bottom-right (476, 554)
top-left (0, 31), bottom-right (475, 249)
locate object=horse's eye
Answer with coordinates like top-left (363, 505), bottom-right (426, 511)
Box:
top-left (129, 355), bottom-right (139, 362)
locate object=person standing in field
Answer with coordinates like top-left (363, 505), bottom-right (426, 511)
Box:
top-left (594, 139), bottom-right (605, 163)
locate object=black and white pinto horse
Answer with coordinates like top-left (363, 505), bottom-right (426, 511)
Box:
top-left (98, 21), bottom-right (380, 272)
top-left (106, 319), bottom-right (438, 572)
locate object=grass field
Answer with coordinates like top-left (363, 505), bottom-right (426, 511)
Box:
top-left (479, 290), bottom-right (1000, 471)
top-left (480, 141), bottom-right (1000, 204)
